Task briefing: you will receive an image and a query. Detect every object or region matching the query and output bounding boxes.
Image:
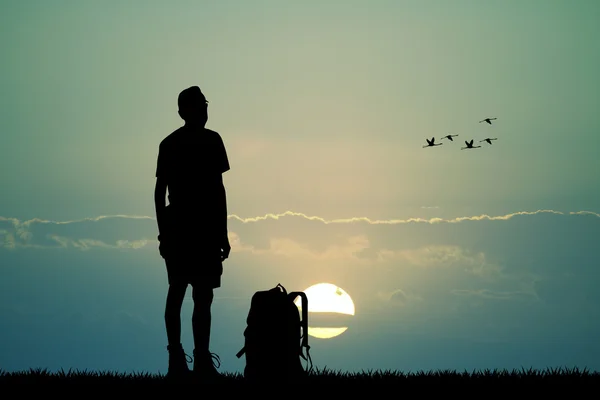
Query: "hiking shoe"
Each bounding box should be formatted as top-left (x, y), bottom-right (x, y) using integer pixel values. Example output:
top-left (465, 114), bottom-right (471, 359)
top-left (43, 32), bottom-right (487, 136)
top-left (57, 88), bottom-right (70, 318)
top-left (193, 350), bottom-right (222, 383)
top-left (166, 343), bottom-right (192, 380)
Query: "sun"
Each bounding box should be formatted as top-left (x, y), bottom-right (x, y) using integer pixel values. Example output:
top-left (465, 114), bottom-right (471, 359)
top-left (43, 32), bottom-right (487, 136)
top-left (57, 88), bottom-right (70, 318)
top-left (306, 327), bottom-right (348, 339)
top-left (300, 282), bottom-right (355, 315)
top-left (294, 283), bottom-right (355, 339)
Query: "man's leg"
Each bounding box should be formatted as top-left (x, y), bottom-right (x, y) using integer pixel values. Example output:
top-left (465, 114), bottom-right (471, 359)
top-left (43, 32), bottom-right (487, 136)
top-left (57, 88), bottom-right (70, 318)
top-left (164, 279), bottom-right (190, 377)
top-left (192, 286), bottom-right (221, 378)
top-left (165, 282), bottom-right (187, 346)
top-left (191, 286), bottom-right (213, 354)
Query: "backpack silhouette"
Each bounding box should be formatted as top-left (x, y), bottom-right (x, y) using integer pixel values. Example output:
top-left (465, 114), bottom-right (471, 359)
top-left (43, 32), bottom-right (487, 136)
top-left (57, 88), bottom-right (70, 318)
top-left (236, 283), bottom-right (312, 382)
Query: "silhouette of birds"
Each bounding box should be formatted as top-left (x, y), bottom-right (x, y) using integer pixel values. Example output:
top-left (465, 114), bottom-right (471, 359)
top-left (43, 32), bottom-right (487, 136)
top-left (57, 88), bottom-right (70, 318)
top-left (480, 138), bottom-right (497, 145)
top-left (422, 137), bottom-right (443, 148)
top-left (479, 117), bottom-right (497, 125)
top-left (440, 134), bottom-right (459, 141)
top-left (420, 116), bottom-right (503, 151)
top-left (461, 139), bottom-right (481, 150)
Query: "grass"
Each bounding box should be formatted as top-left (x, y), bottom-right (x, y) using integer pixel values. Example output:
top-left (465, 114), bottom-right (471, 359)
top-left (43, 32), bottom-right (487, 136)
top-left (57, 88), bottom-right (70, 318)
top-left (1, 366), bottom-right (598, 386)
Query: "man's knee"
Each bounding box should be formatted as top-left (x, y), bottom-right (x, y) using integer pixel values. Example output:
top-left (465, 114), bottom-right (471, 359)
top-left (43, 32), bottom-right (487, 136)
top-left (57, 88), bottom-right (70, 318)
top-left (165, 284), bottom-right (187, 311)
top-left (167, 283), bottom-right (187, 299)
top-left (192, 287), bottom-right (214, 305)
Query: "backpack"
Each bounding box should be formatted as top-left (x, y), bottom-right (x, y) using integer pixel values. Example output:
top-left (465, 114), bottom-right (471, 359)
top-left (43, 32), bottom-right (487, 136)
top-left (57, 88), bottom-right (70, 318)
top-left (236, 283), bottom-right (313, 382)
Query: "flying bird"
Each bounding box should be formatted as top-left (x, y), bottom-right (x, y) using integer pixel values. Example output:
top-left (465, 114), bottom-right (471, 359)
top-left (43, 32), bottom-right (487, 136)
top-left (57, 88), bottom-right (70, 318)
top-left (479, 117), bottom-right (497, 125)
top-left (440, 134), bottom-right (459, 141)
top-left (461, 139), bottom-right (481, 150)
top-left (480, 138), bottom-right (498, 145)
top-left (423, 137), bottom-right (443, 148)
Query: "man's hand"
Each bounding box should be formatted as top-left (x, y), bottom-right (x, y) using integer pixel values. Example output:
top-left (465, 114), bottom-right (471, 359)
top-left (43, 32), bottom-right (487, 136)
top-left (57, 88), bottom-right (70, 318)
top-left (220, 235), bottom-right (231, 261)
top-left (158, 235), bottom-right (173, 260)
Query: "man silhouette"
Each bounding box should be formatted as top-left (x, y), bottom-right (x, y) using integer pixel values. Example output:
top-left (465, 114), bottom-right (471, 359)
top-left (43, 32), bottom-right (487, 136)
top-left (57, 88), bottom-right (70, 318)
top-left (154, 86), bottom-right (231, 380)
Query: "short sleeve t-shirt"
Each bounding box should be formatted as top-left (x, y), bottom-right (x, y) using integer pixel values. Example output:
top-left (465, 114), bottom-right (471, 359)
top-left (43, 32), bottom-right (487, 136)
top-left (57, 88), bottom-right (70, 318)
top-left (155, 126), bottom-right (230, 207)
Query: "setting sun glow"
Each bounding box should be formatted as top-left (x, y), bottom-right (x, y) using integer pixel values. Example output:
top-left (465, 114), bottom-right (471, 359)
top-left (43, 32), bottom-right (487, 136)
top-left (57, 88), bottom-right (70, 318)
top-left (299, 283), bottom-right (356, 315)
top-left (295, 283), bottom-right (355, 339)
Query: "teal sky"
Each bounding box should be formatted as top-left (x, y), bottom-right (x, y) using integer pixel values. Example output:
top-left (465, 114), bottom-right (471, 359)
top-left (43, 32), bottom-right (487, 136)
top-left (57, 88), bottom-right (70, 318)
top-left (1, 1), bottom-right (599, 375)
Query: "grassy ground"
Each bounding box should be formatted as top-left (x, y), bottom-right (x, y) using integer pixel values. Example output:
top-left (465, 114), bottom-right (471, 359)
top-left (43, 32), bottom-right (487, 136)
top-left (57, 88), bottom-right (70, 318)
top-left (1, 366), bottom-right (598, 386)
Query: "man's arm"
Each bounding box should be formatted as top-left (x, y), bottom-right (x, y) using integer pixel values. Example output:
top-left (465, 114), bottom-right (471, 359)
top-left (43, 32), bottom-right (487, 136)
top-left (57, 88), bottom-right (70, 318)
top-left (154, 141), bottom-right (169, 238)
top-left (218, 174), bottom-right (231, 260)
top-left (222, 178), bottom-right (228, 237)
top-left (214, 131), bottom-right (231, 259)
top-left (215, 174), bottom-right (228, 237)
top-left (154, 176), bottom-right (168, 237)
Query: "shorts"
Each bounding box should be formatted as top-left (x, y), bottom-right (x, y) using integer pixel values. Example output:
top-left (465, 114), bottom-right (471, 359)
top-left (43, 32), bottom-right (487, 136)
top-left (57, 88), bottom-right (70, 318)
top-left (159, 204), bottom-right (224, 288)
top-left (165, 255), bottom-right (223, 288)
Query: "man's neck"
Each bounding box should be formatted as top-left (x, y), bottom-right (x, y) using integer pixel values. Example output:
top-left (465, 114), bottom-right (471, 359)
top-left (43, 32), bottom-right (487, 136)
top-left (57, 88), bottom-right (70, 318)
top-left (184, 122), bottom-right (205, 131)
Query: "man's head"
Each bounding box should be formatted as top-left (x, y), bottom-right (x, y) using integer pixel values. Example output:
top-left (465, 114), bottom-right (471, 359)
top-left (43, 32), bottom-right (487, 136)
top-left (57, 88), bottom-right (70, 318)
top-left (177, 86), bottom-right (208, 126)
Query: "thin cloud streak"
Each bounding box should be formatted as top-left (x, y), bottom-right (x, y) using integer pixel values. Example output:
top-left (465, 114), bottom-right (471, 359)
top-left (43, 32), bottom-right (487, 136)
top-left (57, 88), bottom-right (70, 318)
top-left (1, 209), bottom-right (599, 229)
top-left (228, 209), bottom-right (599, 224)
top-left (0, 215), bottom-right (154, 227)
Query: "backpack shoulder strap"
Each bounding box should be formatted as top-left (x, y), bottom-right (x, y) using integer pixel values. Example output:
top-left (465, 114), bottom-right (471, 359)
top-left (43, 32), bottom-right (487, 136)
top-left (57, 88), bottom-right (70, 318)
top-left (288, 291), bottom-right (312, 371)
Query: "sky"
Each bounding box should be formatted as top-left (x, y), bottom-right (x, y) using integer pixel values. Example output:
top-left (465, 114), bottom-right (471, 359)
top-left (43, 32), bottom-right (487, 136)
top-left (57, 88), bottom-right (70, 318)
top-left (1, 0), bottom-right (599, 375)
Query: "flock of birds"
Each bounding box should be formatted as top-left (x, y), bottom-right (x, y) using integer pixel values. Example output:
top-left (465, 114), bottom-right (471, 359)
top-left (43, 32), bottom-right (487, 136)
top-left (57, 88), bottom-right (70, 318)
top-left (423, 117), bottom-right (498, 150)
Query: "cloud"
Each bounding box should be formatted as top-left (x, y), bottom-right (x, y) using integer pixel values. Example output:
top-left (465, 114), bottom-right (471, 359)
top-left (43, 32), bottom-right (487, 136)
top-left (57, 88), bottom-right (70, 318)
top-left (227, 209), bottom-right (599, 225)
top-left (0, 215), bottom-right (154, 225)
top-left (0, 207), bottom-right (597, 314)
top-left (378, 289), bottom-right (423, 306)
top-left (2, 205), bottom-right (599, 358)
top-left (230, 238), bottom-right (503, 281)
top-left (1, 208), bottom-right (597, 251)
top-left (2, 208), bottom-right (598, 231)
top-left (230, 231), bottom-right (496, 277)
top-left (0, 230), bottom-right (16, 249)
top-left (228, 230), bottom-right (536, 312)
top-left (376, 245), bottom-right (487, 267)
top-left (0, 207), bottom-right (596, 318)
top-left (45, 235), bottom-right (153, 250)
top-left (0, 215), bottom-right (158, 250)
top-left (230, 231), bottom-right (370, 262)
top-left (451, 289), bottom-right (537, 301)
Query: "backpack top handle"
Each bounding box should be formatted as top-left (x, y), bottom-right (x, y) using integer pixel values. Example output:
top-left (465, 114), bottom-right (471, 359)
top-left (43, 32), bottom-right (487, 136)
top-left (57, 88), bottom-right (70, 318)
top-left (276, 283), bottom-right (287, 294)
